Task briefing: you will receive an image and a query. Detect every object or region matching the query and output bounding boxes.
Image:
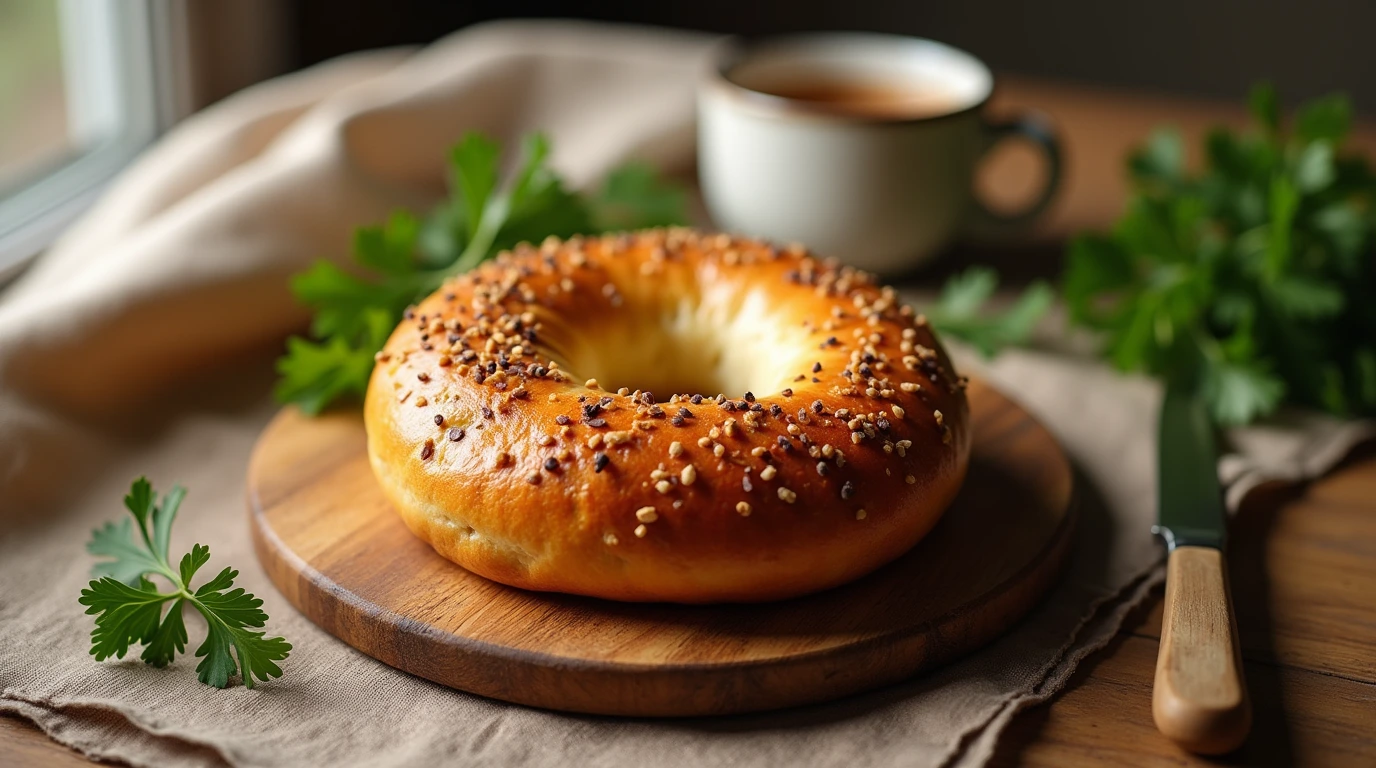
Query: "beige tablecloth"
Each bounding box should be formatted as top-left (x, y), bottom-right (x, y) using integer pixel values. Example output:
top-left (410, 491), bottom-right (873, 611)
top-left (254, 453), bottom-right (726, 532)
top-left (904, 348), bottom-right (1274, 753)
top-left (2, 20), bottom-right (1371, 768)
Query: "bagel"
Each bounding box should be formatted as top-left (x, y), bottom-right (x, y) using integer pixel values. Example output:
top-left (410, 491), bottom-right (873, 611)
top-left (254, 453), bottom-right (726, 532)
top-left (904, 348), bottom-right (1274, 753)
top-left (364, 228), bottom-right (970, 603)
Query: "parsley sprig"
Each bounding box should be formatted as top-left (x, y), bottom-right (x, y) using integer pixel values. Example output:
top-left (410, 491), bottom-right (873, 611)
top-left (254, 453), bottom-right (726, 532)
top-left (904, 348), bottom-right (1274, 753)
top-left (925, 267), bottom-right (1053, 356)
top-left (79, 478), bottom-right (291, 688)
top-left (275, 132), bottom-right (688, 414)
top-left (1065, 84), bottom-right (1376, 425)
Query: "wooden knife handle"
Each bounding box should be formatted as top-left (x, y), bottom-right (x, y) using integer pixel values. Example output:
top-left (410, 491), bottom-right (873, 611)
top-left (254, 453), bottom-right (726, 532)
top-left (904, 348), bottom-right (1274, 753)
top-left (1153, 545), bottom-right (1251, 753)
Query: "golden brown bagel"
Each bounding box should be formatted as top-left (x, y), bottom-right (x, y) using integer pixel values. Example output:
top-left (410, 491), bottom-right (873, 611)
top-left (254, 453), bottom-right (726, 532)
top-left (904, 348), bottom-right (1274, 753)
top-left (364, 229), bottom-right (970, 603)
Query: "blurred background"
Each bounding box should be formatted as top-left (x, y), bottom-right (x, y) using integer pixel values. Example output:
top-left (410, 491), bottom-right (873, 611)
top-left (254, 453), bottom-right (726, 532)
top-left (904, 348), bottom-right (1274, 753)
top-left (294, 0), bottom-right (1376, 106)
top-left (3, 0), bottom-right (1374, 280)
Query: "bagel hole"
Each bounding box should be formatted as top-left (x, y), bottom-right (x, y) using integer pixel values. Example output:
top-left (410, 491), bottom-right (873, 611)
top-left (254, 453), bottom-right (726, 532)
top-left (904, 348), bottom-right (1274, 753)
top-left (550, 286), bottom-right (815, 400)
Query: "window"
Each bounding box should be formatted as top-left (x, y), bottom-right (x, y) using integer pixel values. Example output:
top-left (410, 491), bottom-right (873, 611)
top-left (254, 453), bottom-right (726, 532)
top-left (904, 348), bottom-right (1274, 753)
top-left (0, 0), bottom-right (189, 282)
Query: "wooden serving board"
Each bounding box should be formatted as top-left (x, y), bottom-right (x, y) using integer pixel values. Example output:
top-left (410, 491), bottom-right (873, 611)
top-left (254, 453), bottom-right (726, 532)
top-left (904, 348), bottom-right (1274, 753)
top-left (247, 378), bottom-right (1075, 716)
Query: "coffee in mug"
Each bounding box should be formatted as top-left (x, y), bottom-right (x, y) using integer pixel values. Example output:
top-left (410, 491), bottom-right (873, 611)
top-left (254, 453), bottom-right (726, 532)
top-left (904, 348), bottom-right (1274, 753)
top-left (698, 33), bottom-right (1061, 274)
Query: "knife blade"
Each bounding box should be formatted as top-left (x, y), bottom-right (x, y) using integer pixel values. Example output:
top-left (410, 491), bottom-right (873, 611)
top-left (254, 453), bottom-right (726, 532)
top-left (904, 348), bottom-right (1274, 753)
top-left (1150, 383), bottom-right (1251, 754)
top-left (1153, 383), bottom-right (1226, 550)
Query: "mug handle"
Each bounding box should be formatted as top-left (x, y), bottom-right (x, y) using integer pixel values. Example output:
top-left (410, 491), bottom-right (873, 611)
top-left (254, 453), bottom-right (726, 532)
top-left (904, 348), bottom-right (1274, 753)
top-left (965, 111), bottom-right (1063, 240)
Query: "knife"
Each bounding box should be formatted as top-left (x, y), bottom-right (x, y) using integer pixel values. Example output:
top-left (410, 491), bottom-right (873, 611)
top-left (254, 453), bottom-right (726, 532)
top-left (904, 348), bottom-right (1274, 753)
top-left (1151, 383), bottom-right (1251, 753)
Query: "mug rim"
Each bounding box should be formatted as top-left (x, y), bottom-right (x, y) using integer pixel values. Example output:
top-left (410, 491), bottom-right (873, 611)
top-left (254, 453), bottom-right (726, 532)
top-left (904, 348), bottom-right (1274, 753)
top-left (707, 32), bottom-right (994, 127)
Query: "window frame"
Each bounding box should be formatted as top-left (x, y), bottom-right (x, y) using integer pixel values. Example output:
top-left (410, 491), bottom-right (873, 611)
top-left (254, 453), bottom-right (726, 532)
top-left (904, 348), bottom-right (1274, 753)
top-left (0, 0), bottom-right (191, 283)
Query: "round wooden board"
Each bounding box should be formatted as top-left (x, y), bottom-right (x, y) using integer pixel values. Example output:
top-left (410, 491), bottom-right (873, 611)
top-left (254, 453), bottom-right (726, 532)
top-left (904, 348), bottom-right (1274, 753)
top-left (247, 378), bottom-right (1075, 717)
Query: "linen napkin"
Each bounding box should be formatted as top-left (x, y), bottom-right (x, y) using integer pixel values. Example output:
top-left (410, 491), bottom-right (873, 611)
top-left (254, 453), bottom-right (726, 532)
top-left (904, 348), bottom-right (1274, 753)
top-left (1, 20), bottom-right (1370, 768)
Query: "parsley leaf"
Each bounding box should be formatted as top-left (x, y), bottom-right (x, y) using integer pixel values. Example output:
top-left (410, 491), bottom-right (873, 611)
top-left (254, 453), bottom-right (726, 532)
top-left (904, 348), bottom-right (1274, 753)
top-left (277, 132), bottom-right (688, 414)
top-left (925, 268), bottom-right (1053, 356)
top-left (590, 162), bottom-right (690, 232)
top-left (79, 478), bottom-right (290, 688)
top-left (1065, 83), bottom-right (1376, 424)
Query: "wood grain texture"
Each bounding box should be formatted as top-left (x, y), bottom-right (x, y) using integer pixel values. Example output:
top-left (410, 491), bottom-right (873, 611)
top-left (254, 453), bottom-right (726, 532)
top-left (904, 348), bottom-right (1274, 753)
top-left (1152, 546), bottom-right (1250, 753)
top-left (0, 716), bottom-right (111, 768)
top-left (246, 379), bottom-right (1075, 716)
top-left (994, 634), bottom-right (1376, 768)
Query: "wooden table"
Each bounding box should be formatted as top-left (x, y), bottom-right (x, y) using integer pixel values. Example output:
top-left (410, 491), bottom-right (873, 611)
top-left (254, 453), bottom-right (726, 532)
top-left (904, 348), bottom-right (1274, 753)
top-left (6, 78), bottom-right (1376, 767)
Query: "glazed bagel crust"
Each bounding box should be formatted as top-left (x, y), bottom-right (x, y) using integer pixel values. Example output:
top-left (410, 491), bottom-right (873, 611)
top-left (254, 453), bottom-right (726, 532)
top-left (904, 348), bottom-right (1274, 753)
top-left (365, 229), bottom-right (970, 603)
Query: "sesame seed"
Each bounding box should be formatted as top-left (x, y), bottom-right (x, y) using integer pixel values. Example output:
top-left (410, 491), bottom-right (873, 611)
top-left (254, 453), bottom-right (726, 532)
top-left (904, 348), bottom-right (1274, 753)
top-left (906, 474), bottom-right (916, 484)
top-left (585, 378), bottom-right (600, 389)
top-left (742, 475), bottom-right (753, 492)
top-left (713, 443), bottom-right (726, 457)
top-left (680, 464), bottom-right (697, 485)
top-left (604, 533), bottom-right (619, 546)
top-left (655, 480), bottom-right (672, 494)
top-left (760, 465), bottom-right (778, 481)
top-left (697, 436), bottom-right (712, 448)
top-left (892, 405), bottom-right (906, 419)
top-left (678, 407), bottom-right (693, 418)
top-left (934, 409), bottom-right (944, 426)
top-left (669, 441), bottom-right (683, 458)
top-left (736, 501), bottom-right (752, 516)
top-left (447, 427), bottom-right (465, 442)
top-left (434, 414), bottom-right (445, 426)
top-left (420, 439), bottom-right (435, 460)
top-left (587, 434), bottom-right (603, 449)
top-left (594, 453), bottom-right (610, 472)
top-left (556, 414), bottom-right (571, 425)
top-left (414, 396), bottom-right (428, 407)
top-left (636, 506), bottom-right (659, 523)
top-left (751, 446), bottom-right (767, 457)
top-left (634, 524), bottom-right (648, 538)
top-left (781, 388), bottom-right (793, 397)
top-left (856, 509), bottom-right (867, 520)
top-left (526, 473), bottom-right (542, 485)
top-left (787, 423), bottom-right (801, 436)
top-left (778, 487), bottom-right (797, 504)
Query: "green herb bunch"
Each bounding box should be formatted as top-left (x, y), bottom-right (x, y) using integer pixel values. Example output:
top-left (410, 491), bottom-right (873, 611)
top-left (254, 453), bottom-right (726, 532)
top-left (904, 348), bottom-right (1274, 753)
top-left (1064, 85), bottom-right (1376, 424)
top-left (80, 478), bottom-right (291, 688)
top-left (275, 132), bottom-right (688, 414)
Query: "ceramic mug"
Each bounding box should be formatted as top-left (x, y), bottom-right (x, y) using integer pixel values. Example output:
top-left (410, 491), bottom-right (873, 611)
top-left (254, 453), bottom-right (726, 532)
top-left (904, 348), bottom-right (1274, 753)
top-left (698, 33), bottom-right (1061, 274)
